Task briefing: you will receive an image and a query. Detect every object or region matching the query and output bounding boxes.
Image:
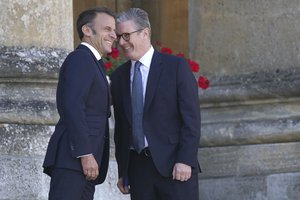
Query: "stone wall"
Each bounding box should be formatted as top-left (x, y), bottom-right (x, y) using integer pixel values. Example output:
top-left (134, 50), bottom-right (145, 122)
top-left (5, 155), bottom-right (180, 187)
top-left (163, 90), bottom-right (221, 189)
top-left (0, 0), bottom-right (73, 49)
top-left (190, 0), bottom-right (300, 199)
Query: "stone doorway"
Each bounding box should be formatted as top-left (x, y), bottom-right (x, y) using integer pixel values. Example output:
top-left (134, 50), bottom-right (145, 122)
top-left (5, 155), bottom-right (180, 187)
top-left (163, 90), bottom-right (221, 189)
top-left (73, 0), bottom-right (188, 55)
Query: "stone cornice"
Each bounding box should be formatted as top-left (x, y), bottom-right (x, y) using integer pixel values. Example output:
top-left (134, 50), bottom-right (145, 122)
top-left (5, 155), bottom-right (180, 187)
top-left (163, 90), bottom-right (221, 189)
top-left (199, 67), bottom-right (300, 104)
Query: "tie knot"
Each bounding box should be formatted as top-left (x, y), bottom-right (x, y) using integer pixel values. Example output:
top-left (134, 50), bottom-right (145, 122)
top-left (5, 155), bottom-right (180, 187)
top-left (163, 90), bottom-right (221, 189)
top-left (135, 61), bottom-right (142, 70)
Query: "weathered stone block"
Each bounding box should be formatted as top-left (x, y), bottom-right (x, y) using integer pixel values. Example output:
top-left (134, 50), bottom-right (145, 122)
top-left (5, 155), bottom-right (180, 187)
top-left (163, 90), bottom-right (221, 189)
top-left (199, 172), bottom-right (300, 200)
top-left (0, 46), bottom-right (68, 79)
top-left (199, 175), bottom-right (267, 200)
top-left (201, 115), bottom-right (300, 147)
top-left (0, 124), bottom-right (54, 156)
top-left (0, 156), bottom-right (47, 200)
top-left (0, 156), bottom-right (129, 200)
top-left (199, 142), bottom-right (300, 178)
top-left (0, 1), bottom-right (73, 49)
top-left (198, 67), bottom-right (300, 103)
top-left (190, 0), bottom-right (300, 76)
top-left (267, 173), bottom-right (300, 200)
top-left (0, 123), bottom-right (116, 159)
top-left (0, 82), bottom-right (58, 124)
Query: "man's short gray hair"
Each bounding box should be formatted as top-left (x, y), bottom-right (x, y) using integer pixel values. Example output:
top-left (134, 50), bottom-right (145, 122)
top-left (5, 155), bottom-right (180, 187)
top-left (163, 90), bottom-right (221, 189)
top-left (117, 8), bottom-right (151, 30)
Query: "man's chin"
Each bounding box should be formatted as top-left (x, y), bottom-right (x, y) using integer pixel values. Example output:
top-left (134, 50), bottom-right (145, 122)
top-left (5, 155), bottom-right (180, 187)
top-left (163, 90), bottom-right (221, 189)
top-left (105, 48), bottom-right (113, 55)
top-left (123, 52), bottom-right (133, 59)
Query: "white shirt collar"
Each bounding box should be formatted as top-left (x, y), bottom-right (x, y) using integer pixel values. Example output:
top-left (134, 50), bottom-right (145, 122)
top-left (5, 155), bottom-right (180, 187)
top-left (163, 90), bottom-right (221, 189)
top-left (132, 46), bottom-right (154, 68)
top-left (81, 42), bottom-right (101, 60)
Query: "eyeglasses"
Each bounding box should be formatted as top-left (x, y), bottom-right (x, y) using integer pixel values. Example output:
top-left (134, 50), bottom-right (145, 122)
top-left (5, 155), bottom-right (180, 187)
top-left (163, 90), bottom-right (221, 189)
top-left (116, 29), bottom-right (144, 42)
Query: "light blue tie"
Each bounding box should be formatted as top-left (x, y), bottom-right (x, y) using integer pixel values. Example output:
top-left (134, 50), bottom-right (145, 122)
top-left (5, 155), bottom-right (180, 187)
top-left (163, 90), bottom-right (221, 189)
top-left (132, 61), bottom-right (145, 153)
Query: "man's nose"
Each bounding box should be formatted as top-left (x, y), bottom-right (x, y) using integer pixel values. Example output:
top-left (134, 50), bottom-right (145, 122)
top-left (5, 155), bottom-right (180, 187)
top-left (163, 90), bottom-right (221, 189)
top-left (118, 37), bottom-right (126, 46)
top-left (110, 31), bottom-right (117, 40)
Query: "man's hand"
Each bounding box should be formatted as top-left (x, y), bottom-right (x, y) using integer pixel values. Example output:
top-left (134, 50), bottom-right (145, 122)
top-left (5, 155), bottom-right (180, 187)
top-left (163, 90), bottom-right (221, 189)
top-left (117, 177), bottom-right (130, 194)
top-left (172, 163), bottom-right (192, 182)
top-left (80, 155), bottom-right (99, 181)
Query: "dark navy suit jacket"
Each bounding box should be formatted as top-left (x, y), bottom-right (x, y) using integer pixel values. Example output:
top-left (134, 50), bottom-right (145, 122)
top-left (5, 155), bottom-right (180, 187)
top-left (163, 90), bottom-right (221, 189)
top-left (43, 45), bottom-right (110, 184)
top-left (111, 50), bottom-right (201, 179)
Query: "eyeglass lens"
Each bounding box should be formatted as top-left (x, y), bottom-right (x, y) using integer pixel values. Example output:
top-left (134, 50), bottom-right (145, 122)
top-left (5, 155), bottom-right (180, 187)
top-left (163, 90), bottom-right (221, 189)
top-left (117, 29), bottom-right (143, 42)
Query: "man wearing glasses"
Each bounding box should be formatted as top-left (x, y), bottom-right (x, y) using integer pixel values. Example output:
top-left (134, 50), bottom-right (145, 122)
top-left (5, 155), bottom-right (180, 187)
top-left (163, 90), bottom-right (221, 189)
top-left (110, 8), bottom-right (201, 200)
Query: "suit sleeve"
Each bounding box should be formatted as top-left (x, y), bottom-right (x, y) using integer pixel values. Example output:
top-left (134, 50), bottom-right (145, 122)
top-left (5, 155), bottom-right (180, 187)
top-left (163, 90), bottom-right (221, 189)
top-left (176, 58), bottom-right (201, 168)
top-left (59, 51), bottom-right (95, 157)
top-left (110, 72), bottom-right (122, 177)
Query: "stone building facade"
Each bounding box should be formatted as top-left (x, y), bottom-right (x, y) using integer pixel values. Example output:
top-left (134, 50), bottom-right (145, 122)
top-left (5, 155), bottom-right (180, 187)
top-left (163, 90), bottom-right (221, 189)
top-left (1, 0), bottom-right (300, 199)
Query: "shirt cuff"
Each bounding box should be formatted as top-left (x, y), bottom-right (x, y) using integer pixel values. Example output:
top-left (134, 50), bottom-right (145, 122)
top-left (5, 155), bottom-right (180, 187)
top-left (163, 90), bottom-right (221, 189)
top-left (77, 153), bottom-right (93, 158)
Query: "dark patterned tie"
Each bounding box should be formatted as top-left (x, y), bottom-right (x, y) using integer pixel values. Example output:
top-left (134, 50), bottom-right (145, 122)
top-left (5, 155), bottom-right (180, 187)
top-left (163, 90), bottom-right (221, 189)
top-left (131, 61), bottom-right (145, 153)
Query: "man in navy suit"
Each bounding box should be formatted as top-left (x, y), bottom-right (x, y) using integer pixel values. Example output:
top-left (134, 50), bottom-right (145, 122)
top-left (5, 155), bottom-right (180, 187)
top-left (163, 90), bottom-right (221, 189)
top-left (111, 8), bottom-right (201, 200)
top-left (43, 7), bottom-right (116, 200)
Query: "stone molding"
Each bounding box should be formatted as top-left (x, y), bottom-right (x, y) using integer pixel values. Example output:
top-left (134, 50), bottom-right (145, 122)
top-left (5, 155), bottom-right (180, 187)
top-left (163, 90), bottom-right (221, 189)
top-left (0, 46), bottom-right (69, 79)
top-left (200, 67), bottom-right (300, 103)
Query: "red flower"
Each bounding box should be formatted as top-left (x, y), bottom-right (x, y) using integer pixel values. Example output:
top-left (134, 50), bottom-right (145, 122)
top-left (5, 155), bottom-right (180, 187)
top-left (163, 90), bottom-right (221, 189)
top-left (176, 53), bottom-right (185, 57)
top-left (161, 47), bottom-right (172, 54)
top-left (155, 41), bottom-right (162, 47)
top-left (104, 61), bottom-right (113, 70)
top-left (187, 59), bottom-right (200, 73)
top-left (104, 40), bottom-right (210, 89)
top-left (198, 76), bottom-right (210, 89)
top-left (108, 47), bottom-right (120, 59)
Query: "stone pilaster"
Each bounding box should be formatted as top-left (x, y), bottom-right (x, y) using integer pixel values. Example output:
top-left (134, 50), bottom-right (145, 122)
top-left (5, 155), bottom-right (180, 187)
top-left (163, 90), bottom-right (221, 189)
top-left (190, 0), bottom-right (300, 199)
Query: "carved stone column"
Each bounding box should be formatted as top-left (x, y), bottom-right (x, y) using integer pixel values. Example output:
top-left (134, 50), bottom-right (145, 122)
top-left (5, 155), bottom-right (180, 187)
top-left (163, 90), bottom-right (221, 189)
top-left (0, 0), bottom-right (71, 199)
top-left (190, 0), bottom-right (300, 199)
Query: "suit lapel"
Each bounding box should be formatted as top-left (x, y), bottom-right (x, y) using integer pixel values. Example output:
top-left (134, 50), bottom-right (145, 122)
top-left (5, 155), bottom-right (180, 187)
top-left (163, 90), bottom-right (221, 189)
top-left (144, 51), bottom-right (163, 113)
top-left (121, 62), bottom-right (132, 124)
top-left (77, 45), bottom-right (108, 87)
top-left (97, 60), bottom-right (110, 89)
top-left (122, 61), bottom-right (132, 123)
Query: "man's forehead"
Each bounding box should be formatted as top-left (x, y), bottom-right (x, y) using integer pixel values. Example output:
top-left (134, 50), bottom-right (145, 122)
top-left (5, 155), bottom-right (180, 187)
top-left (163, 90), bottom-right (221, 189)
top-left (117, 20), bottom-right (137, 30)
top-left (93, 13), bottom-right (115, 25)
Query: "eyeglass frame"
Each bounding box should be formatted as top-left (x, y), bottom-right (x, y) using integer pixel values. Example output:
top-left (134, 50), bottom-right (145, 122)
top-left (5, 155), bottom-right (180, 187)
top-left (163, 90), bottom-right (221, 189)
top-left (116, 28), bottom-right (144, 42)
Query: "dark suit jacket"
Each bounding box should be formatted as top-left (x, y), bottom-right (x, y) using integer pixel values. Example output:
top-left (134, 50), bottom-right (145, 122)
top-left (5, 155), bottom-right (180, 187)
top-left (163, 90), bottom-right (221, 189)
top-left (111, 50), bottom-right (201, 178)
top-left (43, 45), bottom-right (110, 184)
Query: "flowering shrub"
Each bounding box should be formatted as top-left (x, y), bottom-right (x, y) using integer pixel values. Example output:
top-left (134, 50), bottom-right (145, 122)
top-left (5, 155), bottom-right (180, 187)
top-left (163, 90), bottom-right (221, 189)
top-left (104, 43), bottom-right (210, 89)
top-left (157, 42), bottom-right (210, 89)
top-left (103, 47), bottom-right (127, 75)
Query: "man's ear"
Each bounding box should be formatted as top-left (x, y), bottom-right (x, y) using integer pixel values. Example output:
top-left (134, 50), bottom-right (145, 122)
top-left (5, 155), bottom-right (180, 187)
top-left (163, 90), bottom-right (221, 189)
top-left (82, 25), bottom-right (92, 37)
top-left (143, 27), bottom-right (151, 38)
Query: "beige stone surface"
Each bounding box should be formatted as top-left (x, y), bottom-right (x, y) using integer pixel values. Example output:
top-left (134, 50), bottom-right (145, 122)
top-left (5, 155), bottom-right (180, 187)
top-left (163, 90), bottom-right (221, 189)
top-left (0, 82), bottom-right (58, 124)
top-left (199, 172), bottom-right (300, 200)
top-left (199, 142), bottom-right (300, 179)
top-left (0, 157), bottom-right (129, 200)
top-left (190, 0), bottom-right (300, 76)
top-left (200, 98), bottom-right (300, 147)
top-left (0, 0), bottom-right (73, 50)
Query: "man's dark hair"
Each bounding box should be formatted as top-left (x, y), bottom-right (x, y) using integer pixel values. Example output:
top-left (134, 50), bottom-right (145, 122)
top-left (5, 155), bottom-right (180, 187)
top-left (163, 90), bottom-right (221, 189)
top-left (76, 7), bottom-right (115, 40)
